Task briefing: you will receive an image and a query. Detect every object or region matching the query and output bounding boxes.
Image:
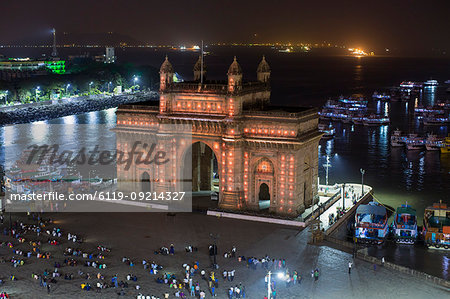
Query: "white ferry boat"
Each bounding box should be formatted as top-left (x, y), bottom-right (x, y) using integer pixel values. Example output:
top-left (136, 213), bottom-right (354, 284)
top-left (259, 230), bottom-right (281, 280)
top-left (318, 124), bottom-right (335, 138)
top-left (405, 138), bottom-right (425, 150)
top-left (425, 134), bottom-right (443, 151)
top-left (422, 116), bottom-right (450, 126)
top-left (400, 81), bottom-right (423, 90)
top-left (424, 79), bottom-right (438, 87)
top-left (390, 129), bottom-right (404, 147)
top-left (351, 116), bottom-right (364, 125)
top-left (372, 92), bottom-right (390, 100)
top-left (414, 106), bottom-right (445, 116)
top-left (363, 115), bottom-right (390, 126)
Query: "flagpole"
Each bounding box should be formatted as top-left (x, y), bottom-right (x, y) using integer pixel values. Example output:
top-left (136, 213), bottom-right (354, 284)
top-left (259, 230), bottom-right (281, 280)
top-left (200, 40), bottom-right (204, 84)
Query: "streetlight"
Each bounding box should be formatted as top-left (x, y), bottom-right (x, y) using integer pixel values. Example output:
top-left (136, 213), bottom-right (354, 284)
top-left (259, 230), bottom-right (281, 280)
top-left (89, 82), bottom-right (94, 94)
top-left (323, 155), bottom-right (331, 186)
top-left (267, 271), bottom-right (272, 299)
top-left (35, 86), bottom-right (40, 102)
top-left (209, 233), bottom-right (219, 269)
top-left (360, 168), bottom-right (365, 198)
top-left (108, 81), bottom-right (112, 93)
top-left (66, 84), bottom-right (70, 96)
top-left (133, 76), bottom-right (139, 91)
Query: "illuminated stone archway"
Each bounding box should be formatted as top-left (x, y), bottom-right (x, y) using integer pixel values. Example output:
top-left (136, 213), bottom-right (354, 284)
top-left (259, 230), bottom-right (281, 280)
top-left (182, 141), bottom-right (220, 193)
top-left (115, 56), bottom-right (322, 216)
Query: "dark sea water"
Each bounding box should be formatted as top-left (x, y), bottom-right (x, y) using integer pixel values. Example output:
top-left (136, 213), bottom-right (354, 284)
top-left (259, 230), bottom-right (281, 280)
top-left (1, 46), bottom-right (450, 217)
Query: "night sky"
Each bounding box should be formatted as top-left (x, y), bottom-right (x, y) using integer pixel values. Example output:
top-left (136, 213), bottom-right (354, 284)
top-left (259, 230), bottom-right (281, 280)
top-left (2, 0), bottom-right (450, 54)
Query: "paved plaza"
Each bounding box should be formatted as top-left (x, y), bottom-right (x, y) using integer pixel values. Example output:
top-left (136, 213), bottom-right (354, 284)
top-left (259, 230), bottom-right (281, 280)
top-left (0, 211), bottom-right (448, 298)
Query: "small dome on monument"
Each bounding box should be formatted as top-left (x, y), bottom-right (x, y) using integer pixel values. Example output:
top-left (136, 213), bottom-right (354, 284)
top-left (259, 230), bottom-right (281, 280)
top-left (257, 55), bottom-right (270, 73)
top-left (160, 55), bottom-right (174, 73)
top-left (227, 56), bottom-right (243, 75)
top-left (193, 56), bottom-right (206, 71)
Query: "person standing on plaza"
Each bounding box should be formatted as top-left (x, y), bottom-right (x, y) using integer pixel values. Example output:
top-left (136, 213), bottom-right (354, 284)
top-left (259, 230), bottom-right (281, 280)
top-left (235, 285), bottom-right (241, 298)
top-left (201, 269), bottom-right (206, 280)
top-left (381, 257), bottom-right (385, 267)
top-left (314, 269), bottom-right (319, 281)
top-left (348, 262), bottom-right (352, 274)
top-left (231, 246), bottom-right (237, 258)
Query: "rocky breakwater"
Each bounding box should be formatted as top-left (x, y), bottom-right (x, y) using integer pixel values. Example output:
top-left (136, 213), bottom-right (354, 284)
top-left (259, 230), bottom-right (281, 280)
top-left (0, 92), bottom-right (158, 126)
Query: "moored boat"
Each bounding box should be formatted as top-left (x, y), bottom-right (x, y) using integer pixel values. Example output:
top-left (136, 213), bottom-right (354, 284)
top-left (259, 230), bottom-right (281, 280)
top-left (406, 139), bottom-right (425, 150)
top-left (318, 124), bottom-right (335, 138)
top-left (390, 129), bottom-right (404, 147)
top-left (363, 115), bottom-right (390, 126)
top-left (405, 134), bottom-right (425, 150)
top-left (422, 116), bottom-right (450, 126)
top-left (392, 204), bottom-right (418, 244)
top-left (355, 202), bottom-right (389, 244)
top-left (424, 79), bottom-right (438, 87)
top-left (423, 201), bottom-right (450, 249)
top-left (425, 134), bottom-right (443, 151)
top-left (372, 91), bottom-right (390, 100)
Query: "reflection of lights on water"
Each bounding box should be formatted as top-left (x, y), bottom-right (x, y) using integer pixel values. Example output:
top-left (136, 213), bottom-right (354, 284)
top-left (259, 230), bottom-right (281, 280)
top-left (63, 115), bottom-right (77, 124)
top-left (31, 122), bottom-right (48, 143)
top-left (3, 125), bottom-right (17, 146)
top-left (87, 111), bottom-right (98, 123)
top-left (326, 139), bottom-right (334, 156)
top-left (384, 102), bottom-right (389, 117)
top-left (419, 156), bottom-right (425, 178)
top-left (351, 125), bottom-right (354, 132)
top-left (443, 256), bottom-right (449, 277)
top-left (105, 108), bottom-right (116, 124)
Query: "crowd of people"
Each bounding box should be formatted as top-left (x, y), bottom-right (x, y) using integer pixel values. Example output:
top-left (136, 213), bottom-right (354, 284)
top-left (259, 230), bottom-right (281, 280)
top-left (0, 212), bottom-right (340, 298)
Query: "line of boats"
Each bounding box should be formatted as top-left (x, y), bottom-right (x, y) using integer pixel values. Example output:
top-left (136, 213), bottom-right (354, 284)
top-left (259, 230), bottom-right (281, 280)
top-left (414, 102), bottom-right (450, 125)
top-left (319, 97), bottom-right (390, 126)
top-left (355, 201), bottom-right (450, 249)
top-left (390, 130), bottom-right (450, 153)
top-left (373, 79), bottom-right (450, 102)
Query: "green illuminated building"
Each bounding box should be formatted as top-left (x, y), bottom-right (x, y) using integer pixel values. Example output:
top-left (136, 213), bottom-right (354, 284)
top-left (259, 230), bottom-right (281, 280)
top-left (44, 60), bottom-right (66, 74)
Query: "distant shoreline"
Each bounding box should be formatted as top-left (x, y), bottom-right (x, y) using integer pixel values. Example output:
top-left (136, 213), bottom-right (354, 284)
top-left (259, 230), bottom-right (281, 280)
top-left (0, 92), bottom-right (158, 126)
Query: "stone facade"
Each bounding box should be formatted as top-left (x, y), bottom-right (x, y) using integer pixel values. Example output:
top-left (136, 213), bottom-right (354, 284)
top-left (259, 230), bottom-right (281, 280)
top-left (115, 56), bottom-right (321, 216)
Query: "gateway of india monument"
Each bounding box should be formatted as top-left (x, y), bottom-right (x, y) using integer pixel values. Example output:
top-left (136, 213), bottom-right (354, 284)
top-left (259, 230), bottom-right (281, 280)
top-left (115, 55), bottom-right (321, 216)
